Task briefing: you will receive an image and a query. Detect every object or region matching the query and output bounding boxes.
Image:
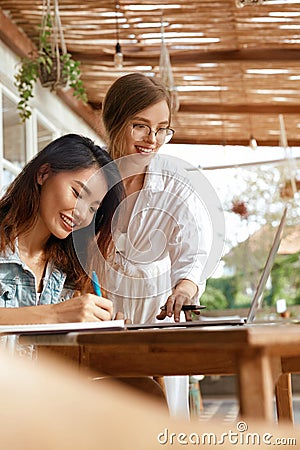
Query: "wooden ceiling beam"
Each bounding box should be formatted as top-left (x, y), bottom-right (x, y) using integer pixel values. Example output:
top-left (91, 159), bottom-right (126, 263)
top-left (172, 137), bottom-right (300, 147)
top-left (88, 102), bottom-right (300, 116)
top-left (72, 48), bottom-right (300, 65)
top-left (179, 104), bottom-right (300, 114)
top-left (0, 9), bottom-right (34, 57)
top-left (2, 2), bottom-right (300, 148)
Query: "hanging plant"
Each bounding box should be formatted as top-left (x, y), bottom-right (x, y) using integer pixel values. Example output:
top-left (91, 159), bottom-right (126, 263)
top-left (14, 0), bottom-right (87, 122)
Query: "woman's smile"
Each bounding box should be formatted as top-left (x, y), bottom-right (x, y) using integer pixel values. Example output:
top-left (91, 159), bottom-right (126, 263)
top-left (59, 213), bottom-right (77, 232)
top-left (135, 145), bottom-right (155, 155)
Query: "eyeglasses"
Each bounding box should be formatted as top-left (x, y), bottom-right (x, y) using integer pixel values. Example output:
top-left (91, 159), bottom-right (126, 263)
top-left (131, 123), bottom-right (175, 144)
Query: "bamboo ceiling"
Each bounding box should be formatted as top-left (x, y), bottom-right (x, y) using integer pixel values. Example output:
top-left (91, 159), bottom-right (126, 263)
top-left (1, 0), bottom-right (300, 147)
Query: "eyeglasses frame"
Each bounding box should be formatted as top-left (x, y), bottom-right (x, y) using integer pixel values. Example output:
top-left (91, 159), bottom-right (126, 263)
top-left (131, 123), bottom-right (175, 144)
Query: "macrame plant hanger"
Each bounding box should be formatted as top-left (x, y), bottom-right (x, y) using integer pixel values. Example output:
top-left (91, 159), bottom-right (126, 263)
top-left (39, 0), bottom-right (67, 89)
top-left (278, 114), bottom-right (298, 201)
top-left (159, 13), bottom-right (179, 114)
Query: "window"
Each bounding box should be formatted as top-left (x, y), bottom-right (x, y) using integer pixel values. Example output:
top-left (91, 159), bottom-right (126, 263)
top-left (37, 119), bottom-right (55, 153)
top-left (0, 85), bottom-right (56, 192)
top-left (1, 89), bottom-right (25, 192)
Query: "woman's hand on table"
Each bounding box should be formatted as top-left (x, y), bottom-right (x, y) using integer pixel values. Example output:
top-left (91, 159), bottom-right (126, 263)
top-left (156, 279), bottom-right (199, 322)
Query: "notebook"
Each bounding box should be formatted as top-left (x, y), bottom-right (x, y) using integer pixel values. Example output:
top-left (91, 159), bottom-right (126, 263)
top-left (127, 205), bottom-right (288, 330)
top-left (0, 320), bottom-right (125, 335)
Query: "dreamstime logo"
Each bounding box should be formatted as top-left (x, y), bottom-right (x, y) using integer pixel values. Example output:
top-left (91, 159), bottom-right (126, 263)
top-left (157, 421), bottom-right (297, 446)
top-left (73, 153), bottom-right (226, 299)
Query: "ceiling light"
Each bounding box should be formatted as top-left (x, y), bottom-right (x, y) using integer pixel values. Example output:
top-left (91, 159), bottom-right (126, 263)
top-left (114, 1), bottom-right (123, 69)
top-left (249, 135), bottom-right (258, 151)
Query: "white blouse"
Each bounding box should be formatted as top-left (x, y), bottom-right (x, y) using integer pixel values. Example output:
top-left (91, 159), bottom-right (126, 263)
top-left (103, 154), bottom-right (213, 324)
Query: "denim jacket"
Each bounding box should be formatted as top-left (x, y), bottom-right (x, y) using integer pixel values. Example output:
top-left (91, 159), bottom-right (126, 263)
top-left (0, 246), bottom-right (75, 308)
top-left (0, 245), bottom-right (75, 357)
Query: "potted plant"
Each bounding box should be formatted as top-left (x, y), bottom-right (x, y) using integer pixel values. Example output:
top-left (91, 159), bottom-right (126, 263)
top-left (14, 8), bottom-right (87, 121)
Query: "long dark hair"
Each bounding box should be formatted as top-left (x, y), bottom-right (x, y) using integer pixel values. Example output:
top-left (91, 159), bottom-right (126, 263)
top-left (0, 133), bottom-right (124, 289)
top-left (102, 73), bottom-right (172, 159)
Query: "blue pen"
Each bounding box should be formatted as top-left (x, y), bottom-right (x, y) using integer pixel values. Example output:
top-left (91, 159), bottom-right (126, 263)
top-left (92, 271), bottom-right (102, 297)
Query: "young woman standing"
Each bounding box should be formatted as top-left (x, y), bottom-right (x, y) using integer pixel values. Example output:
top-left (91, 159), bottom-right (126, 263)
top-left (100, 73), bottom-right (210, 419)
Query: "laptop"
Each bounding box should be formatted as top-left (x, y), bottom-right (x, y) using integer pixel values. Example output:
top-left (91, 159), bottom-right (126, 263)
top-left (127, 205), bottom-right (288, 330)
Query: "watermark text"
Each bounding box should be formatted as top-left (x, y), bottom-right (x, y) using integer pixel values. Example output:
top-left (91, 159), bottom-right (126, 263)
top-left (157, 421), bottom-right (297, 446)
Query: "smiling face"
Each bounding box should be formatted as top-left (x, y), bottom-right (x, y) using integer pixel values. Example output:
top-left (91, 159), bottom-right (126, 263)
top-left (123, 100), bottom-right (170, 159)
top-left (37, 165), bottom-right (107, 239)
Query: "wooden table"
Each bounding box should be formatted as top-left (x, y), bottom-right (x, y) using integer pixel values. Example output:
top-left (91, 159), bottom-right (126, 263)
top-left (19, 323), bottom-right (300, 423)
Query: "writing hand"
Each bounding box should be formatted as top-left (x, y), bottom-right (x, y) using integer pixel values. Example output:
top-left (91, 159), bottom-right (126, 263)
top-left (54, 293), bottom-right (113, 322)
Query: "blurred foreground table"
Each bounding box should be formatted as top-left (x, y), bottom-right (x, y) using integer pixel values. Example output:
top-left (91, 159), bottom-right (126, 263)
top-left (20, 323), bottom-right (300, 423)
